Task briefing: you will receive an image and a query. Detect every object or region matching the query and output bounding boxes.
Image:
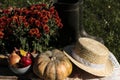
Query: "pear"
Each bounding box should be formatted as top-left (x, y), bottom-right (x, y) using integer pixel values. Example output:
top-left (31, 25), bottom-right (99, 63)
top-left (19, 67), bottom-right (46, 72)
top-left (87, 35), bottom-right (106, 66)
top-left (9, 51), bottom-right (21, 66)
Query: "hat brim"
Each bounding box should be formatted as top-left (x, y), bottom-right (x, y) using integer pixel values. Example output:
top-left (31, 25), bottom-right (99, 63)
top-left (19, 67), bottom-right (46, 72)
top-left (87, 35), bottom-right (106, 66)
top-left (63, 45), bottom-right (114, 77)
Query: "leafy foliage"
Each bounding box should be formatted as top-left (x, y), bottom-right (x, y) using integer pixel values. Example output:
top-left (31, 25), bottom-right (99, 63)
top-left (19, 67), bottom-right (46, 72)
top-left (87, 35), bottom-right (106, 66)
top-left (83, 0), bottom-right (120, 62)
top-left (0, 0), bottom-right (51, 8)
top-left (0, 1), bottom-right (63, 53)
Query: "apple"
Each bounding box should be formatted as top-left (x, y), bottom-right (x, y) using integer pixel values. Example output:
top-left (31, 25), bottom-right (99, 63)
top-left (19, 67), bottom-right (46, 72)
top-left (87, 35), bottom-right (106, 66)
top-left (20, 56), bottom-right (32, 67)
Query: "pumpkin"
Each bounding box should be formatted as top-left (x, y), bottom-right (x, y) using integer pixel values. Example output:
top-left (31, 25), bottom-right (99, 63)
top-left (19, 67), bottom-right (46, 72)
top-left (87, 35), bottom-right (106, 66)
top-left (33, 49), bottom-right (72, 80)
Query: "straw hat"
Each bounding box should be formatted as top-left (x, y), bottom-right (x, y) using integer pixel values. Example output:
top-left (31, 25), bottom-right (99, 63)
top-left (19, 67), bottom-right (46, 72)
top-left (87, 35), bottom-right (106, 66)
top-left (63, 37), bottom-right (113, 77)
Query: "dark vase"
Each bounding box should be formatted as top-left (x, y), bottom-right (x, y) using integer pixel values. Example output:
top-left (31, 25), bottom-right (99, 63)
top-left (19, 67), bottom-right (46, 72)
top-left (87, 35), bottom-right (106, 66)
top-left (54, 0), bottom-right (104, 48)
top-left (54, 0), bottom-right (80, 47)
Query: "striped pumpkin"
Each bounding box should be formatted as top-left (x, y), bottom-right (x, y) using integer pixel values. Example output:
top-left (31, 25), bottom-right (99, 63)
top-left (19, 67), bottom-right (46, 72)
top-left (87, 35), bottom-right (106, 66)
top-left (33, 49), bottom-right (72, 80)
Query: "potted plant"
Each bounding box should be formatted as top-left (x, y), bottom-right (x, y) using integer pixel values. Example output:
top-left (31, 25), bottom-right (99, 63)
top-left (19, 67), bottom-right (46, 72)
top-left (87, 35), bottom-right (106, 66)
top-left (0, 0), bottom-right (63, 74)
top-left (0, 0), bottom-right (63, 54)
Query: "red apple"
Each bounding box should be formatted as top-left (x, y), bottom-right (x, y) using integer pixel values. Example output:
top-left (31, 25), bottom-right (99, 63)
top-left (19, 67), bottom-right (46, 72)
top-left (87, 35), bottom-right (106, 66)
top-left (20, 56), bottom-right (32, 67)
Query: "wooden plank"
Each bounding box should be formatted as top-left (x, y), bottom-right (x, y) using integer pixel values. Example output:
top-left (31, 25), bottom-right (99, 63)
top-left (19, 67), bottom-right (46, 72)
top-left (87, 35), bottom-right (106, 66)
top-left (0, 76), bottom-right (18, 80)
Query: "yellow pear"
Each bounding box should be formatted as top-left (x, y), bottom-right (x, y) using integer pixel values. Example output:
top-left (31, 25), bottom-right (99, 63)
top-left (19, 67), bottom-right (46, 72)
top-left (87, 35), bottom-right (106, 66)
top-left (20, 49), bottom-right (27, 56)
top-left (9, 51), bottom-right (21, 66)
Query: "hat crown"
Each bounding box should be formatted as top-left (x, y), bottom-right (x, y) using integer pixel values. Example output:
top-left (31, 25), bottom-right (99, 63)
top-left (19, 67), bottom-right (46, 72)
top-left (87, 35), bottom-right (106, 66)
top-left (73, 38), bottom-right (109, 64)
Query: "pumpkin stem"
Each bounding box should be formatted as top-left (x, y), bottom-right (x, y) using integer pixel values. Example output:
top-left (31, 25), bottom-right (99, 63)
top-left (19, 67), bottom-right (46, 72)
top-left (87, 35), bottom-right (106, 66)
top-left (51, 56), bottom-right (56, 61)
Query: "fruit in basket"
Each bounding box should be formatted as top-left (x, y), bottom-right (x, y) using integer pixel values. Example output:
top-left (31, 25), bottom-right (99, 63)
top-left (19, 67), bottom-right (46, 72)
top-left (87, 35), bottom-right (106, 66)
top-left (20, 49), bottom-right (27, 56)
top-left (9, 51), bottom-right (21, 66)
top-left (8, 49), bottom-right (33, 74)
top-left (33, 49), bottom-right (72, 80)
top-left (8, 49), bottom-right (32, 68)
top-left (20, 54), bottom-right (32, 67)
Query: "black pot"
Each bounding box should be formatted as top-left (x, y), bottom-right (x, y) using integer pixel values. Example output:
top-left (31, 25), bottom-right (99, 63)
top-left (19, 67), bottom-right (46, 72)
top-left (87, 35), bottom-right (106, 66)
top-left (54, 0), bottom-right (80, 47)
